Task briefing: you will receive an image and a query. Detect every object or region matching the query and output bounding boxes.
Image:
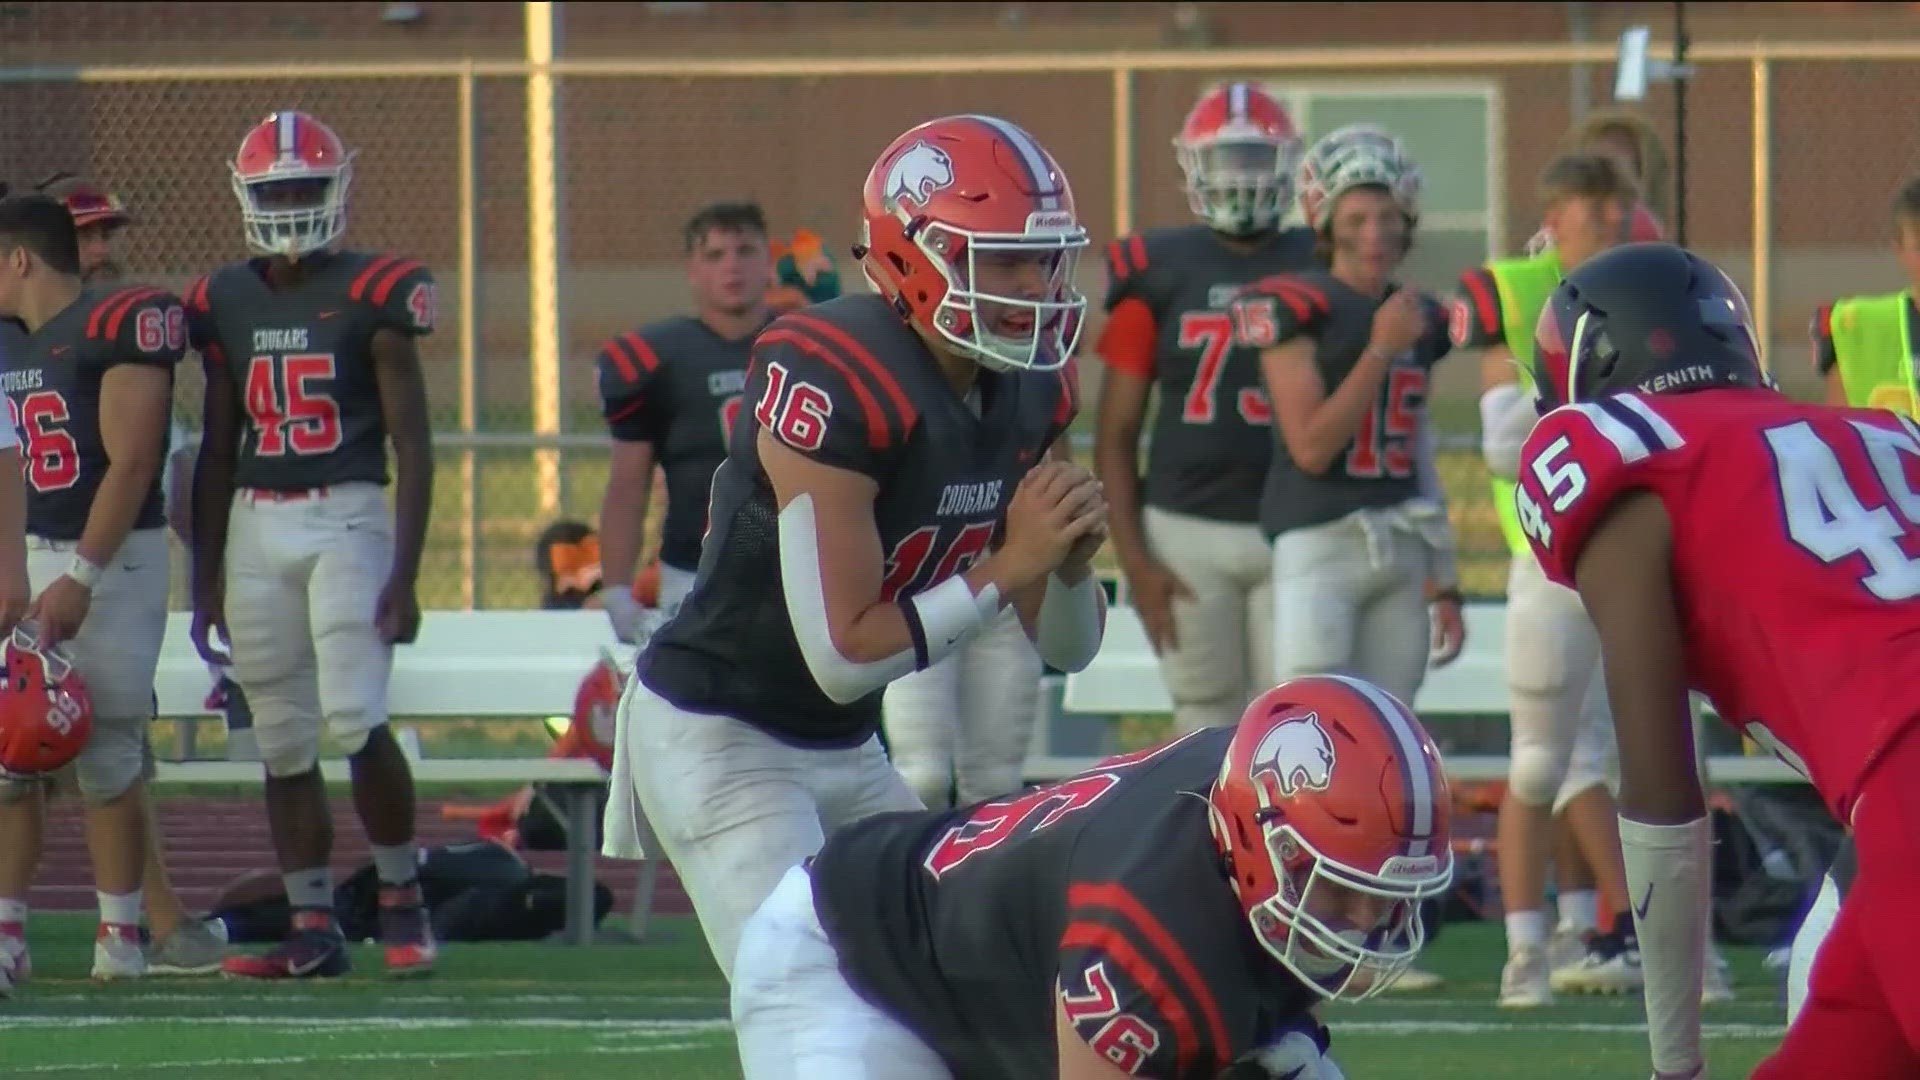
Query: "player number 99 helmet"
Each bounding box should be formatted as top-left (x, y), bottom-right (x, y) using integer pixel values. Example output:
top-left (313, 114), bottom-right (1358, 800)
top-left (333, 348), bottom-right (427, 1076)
top-left (855, 114), bottom-right (1089, 373)
top-left (1530, 241), bottom-right (1768, 412)
top-left (1207, 674), bottom-right (1454, 1001)
top-left (229, 111), bottom-right (356, 259)
top-left (0, 624), bottom-right (93, 780)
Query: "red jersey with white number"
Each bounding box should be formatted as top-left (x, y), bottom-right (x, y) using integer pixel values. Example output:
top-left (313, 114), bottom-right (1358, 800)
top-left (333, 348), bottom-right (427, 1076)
top-left (1235, 270), bottom-right (1453, 540)
top-left (185, 251), bottom-right (436, 492)
top-left (638, 294), bottom-right (1074, 746)
top-left (811, 727), bottom-right (1318, 1080)
top-left (1095, 224), bottom-right (1316, 523)
top-left (1516, 388), bottom-right (1920, 821)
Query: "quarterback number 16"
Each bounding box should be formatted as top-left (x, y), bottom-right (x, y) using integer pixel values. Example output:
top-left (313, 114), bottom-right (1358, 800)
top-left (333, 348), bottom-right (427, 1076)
top-left (753, 360), bottom-right (834, 452)
top-left (1514, 434), bottom-right (1588, 549)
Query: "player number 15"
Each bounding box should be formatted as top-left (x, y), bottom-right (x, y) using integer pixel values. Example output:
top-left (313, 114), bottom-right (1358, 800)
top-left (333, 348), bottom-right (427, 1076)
top-left (1515, 434), bottom-right (1587, 548)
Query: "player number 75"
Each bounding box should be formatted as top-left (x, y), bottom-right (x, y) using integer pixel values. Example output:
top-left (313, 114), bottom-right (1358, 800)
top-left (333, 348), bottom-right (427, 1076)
top-left (1515, 434), bottom-right (1588, 548)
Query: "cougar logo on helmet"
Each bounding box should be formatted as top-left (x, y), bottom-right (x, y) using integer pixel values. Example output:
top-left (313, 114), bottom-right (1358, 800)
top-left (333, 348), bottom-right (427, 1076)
top-left (1252, 715), bottom-right (1337, 800)
top-left (884, 141), bottom-right (955, 210)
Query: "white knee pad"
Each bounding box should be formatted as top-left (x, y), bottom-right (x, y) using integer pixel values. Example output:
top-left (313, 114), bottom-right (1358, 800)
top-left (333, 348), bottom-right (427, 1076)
top-left (1506, 742), bottom-right (1569, 808)
top-left (257, 717), bottom-right (321, 777)
top-left (70, 714), bottom-right (147, 804)
top-left (330, 713), bottom-right (383, 758)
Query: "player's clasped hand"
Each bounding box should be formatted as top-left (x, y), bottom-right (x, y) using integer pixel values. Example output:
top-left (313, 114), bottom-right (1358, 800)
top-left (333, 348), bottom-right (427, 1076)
top-left (190, 579), bottom-right (232, 666)
top-left (30, 574), bottom-right (91, 648)
top-left (1428, 590), bottom-right (1466, 667)
top-left (1367, 287), bottom-right (1428, 359)
top-left (376, 578), bottom-right (422, 645)
top-left (998, 460), bottom-right (1107, 590)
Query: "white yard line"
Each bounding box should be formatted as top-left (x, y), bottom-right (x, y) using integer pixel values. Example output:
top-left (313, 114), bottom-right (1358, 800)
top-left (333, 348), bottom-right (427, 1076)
top-left (6, 1044), bottom-right (707, 1074)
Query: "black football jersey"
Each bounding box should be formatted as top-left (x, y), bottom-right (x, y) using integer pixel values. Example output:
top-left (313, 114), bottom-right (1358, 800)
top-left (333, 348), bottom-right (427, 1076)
top-left (0, 286), bottom-right (185, 540)
top-left (1102, 225), bottom-right (1317, 523)
top-left (185, 251), bottom-right (435, 492)
top-left (1237, 271), bottom-right (1451, 539)
top-left (595, 314), bottom-right (763, 573)
top-left (638, 294), bottom-right (1075, 746)
top-left (813, 727), bottom-right (1319, 1080)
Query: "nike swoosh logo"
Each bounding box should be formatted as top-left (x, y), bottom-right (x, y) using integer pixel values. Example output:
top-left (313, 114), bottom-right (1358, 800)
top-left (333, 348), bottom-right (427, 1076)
top-left (1633, 881), bottom-right (1655, 921)
top-left (286, 952), bottom-right (331, 976)
top-left (316, 310), bottom-right (339, 320)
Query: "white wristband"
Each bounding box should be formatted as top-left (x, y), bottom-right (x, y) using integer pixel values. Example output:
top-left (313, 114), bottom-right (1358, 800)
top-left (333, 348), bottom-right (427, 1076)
top-left (901, 574), bottom-right (999, 672)
top-left (66, 555), bottom-right (103, 591)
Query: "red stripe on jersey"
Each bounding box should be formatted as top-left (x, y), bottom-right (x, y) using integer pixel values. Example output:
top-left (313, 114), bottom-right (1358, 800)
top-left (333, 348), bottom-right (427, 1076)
top-left (204, 341), bottom-right (228, 369)
top-left (623, 332), bottom-right (662, 375)
top-left (1460, 270), bottom-right (1502, 338)
top-left (1068, 882), bottom-right (1231, 1073)
top-left (784, 311), bottom-right (918, 438)
top-left (348, 256), bottom-right (402, 303)
top-left (87, 287), bottom-right (160, 341)
top-left (1813, 302), bottom-right (1834, 342)
top-left (1105, 240), bottom-right (1130, 283)
top-left (600, 334), bottom-right (640, 382)
top-left (184, 275), bottom-right (211, 313)
top-left (369, 259), bottom-right (424, 306)
top-left (1127, 235), bottom-right (1148, 274)
top-left (1060, 918), bottom-right (1199, 1076)
top-left (756, 327), bottom-right (893, 450)
top-left (1255, 278), bottom-right (1314, 325)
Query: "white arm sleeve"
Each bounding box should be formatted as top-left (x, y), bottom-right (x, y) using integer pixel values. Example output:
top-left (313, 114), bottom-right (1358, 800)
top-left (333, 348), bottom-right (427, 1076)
top-left (777, 493), bottom-right (996, 704)
top-left (1619, 815), bottom-right (1712, 1077)
top-left (1033, 573), bottom-right (1106, 673)
top-left (1478, 382), bottom-right (1536, 480)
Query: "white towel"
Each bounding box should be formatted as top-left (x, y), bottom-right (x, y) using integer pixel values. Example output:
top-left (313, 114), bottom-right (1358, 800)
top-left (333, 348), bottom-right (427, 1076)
top-left (599, 657), bottom-right (655, 861)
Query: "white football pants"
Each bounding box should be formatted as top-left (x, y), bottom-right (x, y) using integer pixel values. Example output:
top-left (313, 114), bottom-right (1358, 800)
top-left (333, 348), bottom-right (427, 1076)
top-left (1271, 508), bottom-right (1431, 705)
top-left (618, 679), bottom-right (922, 982)
top-left (0, 529), bottom-right (169, 803)
top-left (733, 864), bottom-right (953, 1080)
top-left (1789, 858), bottom-right (1847, 1022)
top-left (224, 482), bottom-right (395, 776)
top-left (882, 605), bottom-right (1041, 808)
top-left (1141, 507), bottom-right (1274, 734)
top-left (1504, 555), bottom-right (1619, 812)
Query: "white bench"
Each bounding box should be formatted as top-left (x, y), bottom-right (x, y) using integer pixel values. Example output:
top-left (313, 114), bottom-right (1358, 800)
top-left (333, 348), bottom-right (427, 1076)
top-left (148, 610), bottom-right (637, 947)
top-left (1057, 602), bottom-right (1804, 785)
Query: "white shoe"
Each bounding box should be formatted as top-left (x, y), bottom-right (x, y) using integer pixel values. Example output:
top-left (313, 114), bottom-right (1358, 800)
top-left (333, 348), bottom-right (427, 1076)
top-left (1702, 947), bottom-right (1735, 1005)
top-left (0, 933), bottom-right (29, 998)
top-left (1378, 965), bottom-right (1445, 993)
top-left (1500, 944), bottom-right (1553, 1008)
top-left (1548, 925), bottom-right (1589, 974)
top-left (1553, 932), bottom-right (1644, 995)
top-left (91, 924), bottom-right (146, 982)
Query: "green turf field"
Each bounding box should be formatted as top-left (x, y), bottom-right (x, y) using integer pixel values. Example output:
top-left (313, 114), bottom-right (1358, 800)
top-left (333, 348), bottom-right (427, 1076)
top-left (0, 912), bottom-right (1784, 1078)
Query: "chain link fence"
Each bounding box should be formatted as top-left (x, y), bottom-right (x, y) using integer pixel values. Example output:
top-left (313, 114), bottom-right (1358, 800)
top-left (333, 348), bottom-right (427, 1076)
top-left (4, 31), bottom-right (1917, 605)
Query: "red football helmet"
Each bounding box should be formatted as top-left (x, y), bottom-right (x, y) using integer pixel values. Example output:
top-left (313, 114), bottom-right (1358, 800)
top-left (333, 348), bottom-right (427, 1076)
top-left (1174, 82), bottom-right (1303, 237)
top-left (1207, 674), bottom-right (1453, 1001)
top-left (229, 111), bottom-right (356, 258)
top-left (1295, 124), bottom-right (1423, 236)
top-left (0, 625), bottom-right (93, 780)
top-left (855, 114), bottom-right (1088, 372)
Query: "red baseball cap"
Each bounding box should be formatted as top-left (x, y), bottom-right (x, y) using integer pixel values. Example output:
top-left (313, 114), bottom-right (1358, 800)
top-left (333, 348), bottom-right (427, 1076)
top-left (35, 173), bottom-right (131, 230)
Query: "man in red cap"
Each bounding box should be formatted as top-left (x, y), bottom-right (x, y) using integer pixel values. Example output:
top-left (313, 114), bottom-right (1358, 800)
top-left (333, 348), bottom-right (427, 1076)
top-left (36, 172), bottom-right (232, 977)
top-left (33, 173), bottom-right (130, 285)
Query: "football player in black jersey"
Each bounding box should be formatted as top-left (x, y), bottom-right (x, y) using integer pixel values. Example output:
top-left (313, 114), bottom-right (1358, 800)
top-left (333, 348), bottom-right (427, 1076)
top-left (38, 172), bottom-right (235, 976)
top-left (1094, 81), bottom-right (1316, 737)
top-left (595, 201), bottom-right (776, 641)
top-left (0, 194), bottom-right (179, 989)
top-left (731, 673), bottom-right (1454, 1080)
top-left (187, 111), bottom-right (439, 981)
top-left (1238, 125), bottom-right (1465, 710)
top-left (601, 114), bottom-right (1110, 982)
